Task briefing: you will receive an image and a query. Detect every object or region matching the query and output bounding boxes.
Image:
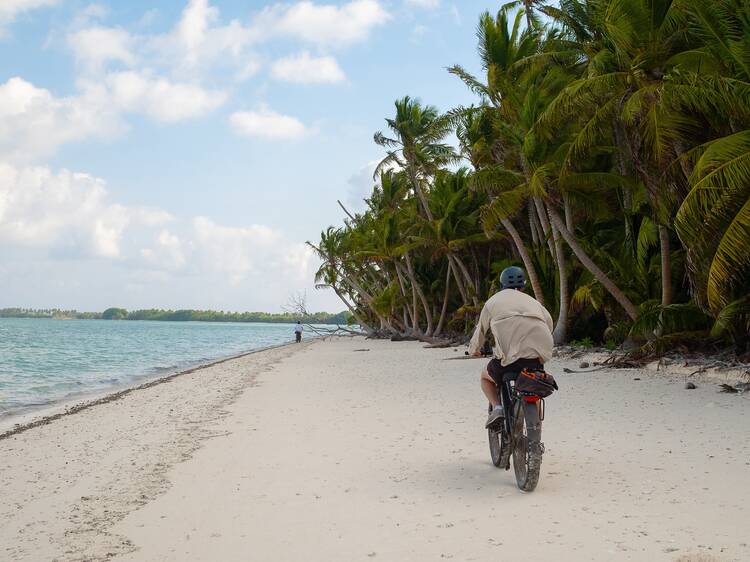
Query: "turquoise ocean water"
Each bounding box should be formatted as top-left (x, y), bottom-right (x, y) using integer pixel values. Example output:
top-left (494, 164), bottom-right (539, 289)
top-left (0, 318), bottom-right (307, 419)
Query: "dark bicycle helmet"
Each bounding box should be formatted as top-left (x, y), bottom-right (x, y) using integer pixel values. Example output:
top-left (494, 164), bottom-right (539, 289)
top-left (499, 266), bottom-right (527, 289)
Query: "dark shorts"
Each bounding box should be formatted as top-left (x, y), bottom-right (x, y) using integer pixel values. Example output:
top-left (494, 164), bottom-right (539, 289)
top-left (486, 358), bottom-right (544, 385)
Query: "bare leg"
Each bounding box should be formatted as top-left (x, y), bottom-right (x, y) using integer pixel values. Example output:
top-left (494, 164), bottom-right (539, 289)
top-left (481, 369), bottom-right (501, 407)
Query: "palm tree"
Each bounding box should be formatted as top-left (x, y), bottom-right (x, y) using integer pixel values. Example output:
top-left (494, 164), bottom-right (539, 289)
top-left (374, 97), bottom-right (479, 311)
top-left (373, 96), bottom-right (456, 221)
top-left (538, 0), bottom-right (699, 309)
top-left (671, 0), bottom-right (750, 314)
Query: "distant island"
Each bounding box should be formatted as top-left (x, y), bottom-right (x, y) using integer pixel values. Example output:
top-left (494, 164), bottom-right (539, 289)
top-left (0, 308), bottom-right (352, 325)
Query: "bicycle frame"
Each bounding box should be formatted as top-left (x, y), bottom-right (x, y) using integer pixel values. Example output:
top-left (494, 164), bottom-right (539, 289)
top-left (497, 376), bottom-right (543, 440)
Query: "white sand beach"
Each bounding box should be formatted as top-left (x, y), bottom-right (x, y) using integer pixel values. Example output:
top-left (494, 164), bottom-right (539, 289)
top-left (2, 337), bottom-right (749, 561)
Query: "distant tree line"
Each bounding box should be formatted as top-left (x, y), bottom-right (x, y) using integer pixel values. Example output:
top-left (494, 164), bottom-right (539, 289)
top-left (0, 308), bottom-right (351, 325)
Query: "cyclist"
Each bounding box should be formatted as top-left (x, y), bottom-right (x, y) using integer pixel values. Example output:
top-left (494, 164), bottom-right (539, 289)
top-left (468, 266), bottom-right (554, 428)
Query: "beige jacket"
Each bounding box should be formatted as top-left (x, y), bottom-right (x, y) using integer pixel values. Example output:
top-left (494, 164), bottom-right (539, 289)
top-left (468, 289), bottom-right (554, 366)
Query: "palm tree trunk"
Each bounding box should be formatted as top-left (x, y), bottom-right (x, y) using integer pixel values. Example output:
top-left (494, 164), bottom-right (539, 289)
top-left (452, 253), bottom-right (479, 306)
top-left (630, 139), bottom-right (673, 311)
top-left (563, 193), bottom-right (574, 233)
top-left (340, 274), bottom-right (395, 331)
top-left (332, 285), bottom-right (374, 335)
top-left (548, 206), bottom-right (639, 321)
top-left (529, 202), bottom-right (540, 246)
top-left (659, 225), bottom-right (672, 307)
top-left (433, 266), bottom-right (452, 337)
top-left (405, 250), bottom-right (433, 335)
top-left (550, 219), bottom-right (569, 344)
top-left (404, 263), bottom-right (420, 334)
top-left (408, 170), bottom-right (435, 221)
top-left (613, 120), bottom-right (635, 248)
top-left (447, 256), bottom-right (470, 305)
top-left (534, 197), bottom-right (556, 258)
top-left (389, 313), bottom-right (408, 333)
top-left (500, 217), bottom-right (545, 305)
top-left (394, 261), bottom-right (415, 329)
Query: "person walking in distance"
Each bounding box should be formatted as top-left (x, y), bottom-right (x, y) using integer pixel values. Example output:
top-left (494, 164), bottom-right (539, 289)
top-left (468, 266), bottom-right (554, 428)
top-left (294, 320), bottom-right (303, 343)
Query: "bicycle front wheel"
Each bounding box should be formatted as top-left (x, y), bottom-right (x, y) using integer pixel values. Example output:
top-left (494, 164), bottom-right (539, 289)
top-left (487, 404), bottom-right (510, 469)
top-left (488, 426), bottom-right (507, 468)
top-left (512, 400), bottom-right (543, 492)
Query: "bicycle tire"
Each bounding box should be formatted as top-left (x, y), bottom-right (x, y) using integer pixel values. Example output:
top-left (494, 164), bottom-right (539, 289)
top-left (512, 400), bottom-right (543, 492)
top-left (487, 403), bottom-right (511, 469)
top-left (488, 426), bottom-right (504, 467)
top-left (487, 403), bottom-right (504, 467)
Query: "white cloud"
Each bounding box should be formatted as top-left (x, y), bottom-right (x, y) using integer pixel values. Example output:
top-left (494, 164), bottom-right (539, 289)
top-left (271, 51), bottom-right (345, 84)
top-left (0, 162), bottom-right (310, 280)
top-left (347, 157), bottom-right (403, 210)
top-left (192, 216), bottom-right (313, 285)
top-left (68, 26), bottom-right (135, 70)
top-left (0, 77), bottom-right (121, 163)
top-left (0, 162), bottom-right (327, 309)
top-left (151, 0), bottom-right (255, 74)
top-left (254, 0), bottom-right (389, 47)
top-left (229, 108), bottom-right (308, 140)
top-left (411, 24), bottom-right (428, 41)
top-left (236, 58), bottom-right (262, 81)
top-left (0, 74), bottom-right (226, 163)
top-left (176, 0), bottom-right (219, 53)
top-left (0, 0), bottom-right (58, 34)
top-left (140, 229), bottom-right (185, 270)
top-left (104, 71), bottom-right (227, 122)
top-left (0, 164), bottom-right (170, 259)
top-left (346, 160), bottom-right (379, 211)
top-left (75, 3), bottom-right (109, 24)
top-left (143, 0), bottom-right (387, 78)
top-left (406, 0), bottom-right (440, 8)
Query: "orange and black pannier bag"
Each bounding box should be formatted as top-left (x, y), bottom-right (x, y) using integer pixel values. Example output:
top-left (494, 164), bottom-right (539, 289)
top-left (515, 368), bottom-right (558, 398)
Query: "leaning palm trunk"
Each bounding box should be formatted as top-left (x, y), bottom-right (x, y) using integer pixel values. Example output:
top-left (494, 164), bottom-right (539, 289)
top-left (408, 169), bottom-right (434, 222)
top-left (394, 261), bottom-right (416, 329)
top-left (529, 202), bottom-right (542, 246)
top-left (332, 285), bottom-right (375, 335)
top-left (408, 169), bottom-right (471, 313)
top-left (499, 217), bottom-right (545, 305)
top-left (405, 250), bottom-right (433, 335)
top-left (452, 253), bottom-right (479, 306)
top-left (448, 256), bottom-right (471, 305)
top-left (631, 148), bottom-right (673, 312)
top-left (533, 197), bottom-right (556, 259)
top-left (433, 266), bottom-right (452, 337)
top-left (550, 219), bottom-right (569, 344)
top-left (340, 275), bottom-right (395, 332)
top-left (563, 193), bottom-right (574, 233)
top-left (547, 207), bottom-right (639, 321)
top-left (659, 225), bottom-right (672, 307)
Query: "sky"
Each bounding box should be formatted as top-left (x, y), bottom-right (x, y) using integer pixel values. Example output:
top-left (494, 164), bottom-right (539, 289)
top-left (0, 0), bottom-right (500, 313)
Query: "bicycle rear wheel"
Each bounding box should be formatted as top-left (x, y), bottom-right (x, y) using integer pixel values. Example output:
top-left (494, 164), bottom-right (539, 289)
top-left (512, 400), bottom-right (543, 492)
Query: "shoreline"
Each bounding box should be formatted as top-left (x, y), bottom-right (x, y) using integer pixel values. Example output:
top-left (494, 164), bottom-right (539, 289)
top-left (0, 339), bottom-right (301, 440)
top-left (4, 337), bottom-right (745, 440)
top-left (2, 340), bottom-right (310, 561)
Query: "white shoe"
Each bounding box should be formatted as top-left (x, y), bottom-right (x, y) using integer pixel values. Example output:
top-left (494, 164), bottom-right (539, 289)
top-left (485, 407), bottom-right (504, 429)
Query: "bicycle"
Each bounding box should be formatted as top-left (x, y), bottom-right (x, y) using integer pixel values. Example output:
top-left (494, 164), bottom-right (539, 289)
top-left (487, 371), bottom-right (546, 492)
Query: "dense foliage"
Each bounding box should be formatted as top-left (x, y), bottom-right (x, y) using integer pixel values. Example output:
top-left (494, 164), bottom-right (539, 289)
top-left (0, 308), bottom-right (351, 325)
top-left (312, 0), bottom-right (750, 352)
